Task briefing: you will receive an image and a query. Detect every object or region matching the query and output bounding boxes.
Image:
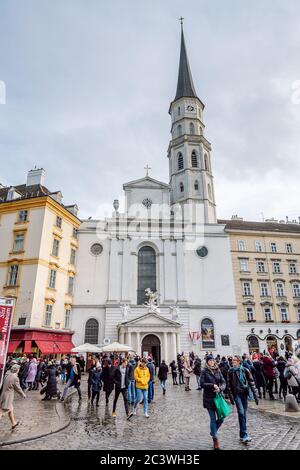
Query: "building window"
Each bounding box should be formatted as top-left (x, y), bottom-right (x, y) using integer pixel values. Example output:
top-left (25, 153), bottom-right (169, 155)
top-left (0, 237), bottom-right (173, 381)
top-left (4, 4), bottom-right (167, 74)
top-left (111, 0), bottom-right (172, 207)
top-left (243, 281), bottom-right (252, 296)
top-left (13, 233), bottom-right (25, 252)
top-left (84, 318), bottom-right (99, 344)
top-left (270, 242), bottom-right (277, 253)
top-left (239, 259), bottom-right (249, 272)
top-left (177, 124), bottom-right (183, 137)
top-left (246, 306), bottom-right (255, 321)
top-left (68, 277), bottom-right (74, 295)
top-left (276, 282), bottom-right (285, 297)
top-left (263, 307), bottom-right (272, 322)
top-left (257, 260), bottom-right (266, 273)
top-left (7, 265), bottom-right (19, 286)
top-left (286, 243), bottom-right (293, 253)
top-left (289, 261), bottom-right (297, 274)
top-left (44, 304), bottom-right (52, 327)
top-left (194, 180), bottom-right (199, 191)
top-left (64, 309), bottom-right (71, 329)
top-left (18, 315), bottom-right (27, 326)
top-left (72, 228), bottom-right (78, 239)
top-left (255, 241), bottom-right (262, 252)
top-left (293, 283), bottom-right (300, 297)
top-left (201, 318), bottom-right (215, 349)
top-left (204, 154), bottom-right (209, 171)
top-left (52, 238), bottom-right (60, 257)
top-left (18, 210), bottom-right (28, 222)
top-left (191, 150), bottom-right (198, 167)
top-left (177, 153), bottom-right (184, 170)
top-left (179, 182), bottom-right (184, 193)
top-left (280, 307), bottom-right (289, 322)
top-left (189, 123), bottom-right (195, 135)
top-left (49, 269), bottom-right (56, 289)
top-left (273, 261), bottom-right (281, 273)
top-left (260, 282), bottom-right (269, 297)
top-left (137, 246), bottom-right (156, 305)
top-left (238, 240), bottom-right (246, 251)
top-left (296, 307), bottom-right (300, 322)
top-left (56, 216), bottom-right (62, 228)
top-left (70, 248), bottom-right (76, 265)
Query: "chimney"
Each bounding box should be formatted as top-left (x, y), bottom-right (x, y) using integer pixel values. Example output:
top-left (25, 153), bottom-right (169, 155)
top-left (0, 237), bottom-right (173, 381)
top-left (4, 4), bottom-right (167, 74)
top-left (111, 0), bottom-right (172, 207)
top-left (26, 168), bottom-right (45, 187)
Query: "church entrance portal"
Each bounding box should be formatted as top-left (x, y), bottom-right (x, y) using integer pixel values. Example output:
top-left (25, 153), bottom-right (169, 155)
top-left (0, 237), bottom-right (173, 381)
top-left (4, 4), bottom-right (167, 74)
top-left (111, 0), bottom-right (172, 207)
top-left (142, 334), bottom-right (161, 366)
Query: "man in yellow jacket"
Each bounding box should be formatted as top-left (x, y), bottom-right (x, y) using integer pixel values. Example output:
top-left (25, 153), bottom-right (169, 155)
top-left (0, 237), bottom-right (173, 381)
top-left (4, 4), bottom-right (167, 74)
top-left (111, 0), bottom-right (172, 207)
top-left (132, 358), bottom-right (150, 418)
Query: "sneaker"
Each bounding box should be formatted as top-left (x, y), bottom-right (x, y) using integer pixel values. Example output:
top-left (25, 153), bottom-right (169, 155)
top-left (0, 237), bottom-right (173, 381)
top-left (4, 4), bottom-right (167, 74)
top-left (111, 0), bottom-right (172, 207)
top-left (145, 413), bottom-right (149, 418)
top-left (127, 412), bottom-right (134, 420)
top-left (133, 409), bottom-right (137, 416)
top-left (241, 436), bottom-right (252, 443)
top-left (112, 412), bottom-right (116, 417)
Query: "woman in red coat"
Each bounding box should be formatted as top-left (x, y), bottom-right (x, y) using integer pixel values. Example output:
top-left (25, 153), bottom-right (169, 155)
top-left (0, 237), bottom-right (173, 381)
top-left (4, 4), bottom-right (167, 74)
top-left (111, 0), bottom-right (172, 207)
top-left (262, 354), bottom-right (276, 400)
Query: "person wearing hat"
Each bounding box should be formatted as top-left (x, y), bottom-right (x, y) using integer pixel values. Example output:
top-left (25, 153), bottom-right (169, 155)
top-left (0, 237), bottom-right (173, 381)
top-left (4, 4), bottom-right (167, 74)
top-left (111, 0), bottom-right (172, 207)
top-left (133, 358), bottom-right (150, 418)
top-left (200, 355), bottom-right (226, 450)
top-left (0, 364), bottom-right (26, 429)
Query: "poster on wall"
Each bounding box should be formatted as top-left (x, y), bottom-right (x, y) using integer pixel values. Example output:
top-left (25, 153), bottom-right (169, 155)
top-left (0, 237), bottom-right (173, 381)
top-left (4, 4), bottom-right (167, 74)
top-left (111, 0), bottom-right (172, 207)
top-left (201, 318), bottom-right (215, 349)
top-left (0, 298), bottom-right (15, 388)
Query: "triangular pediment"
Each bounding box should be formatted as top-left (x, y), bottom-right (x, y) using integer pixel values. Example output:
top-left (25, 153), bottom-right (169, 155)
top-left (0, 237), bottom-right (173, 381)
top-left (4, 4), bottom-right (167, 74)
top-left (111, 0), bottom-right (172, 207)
top-left (120, 312), bottom-right (181, 327)
top-left (123, 176), bottom-right (170, 190)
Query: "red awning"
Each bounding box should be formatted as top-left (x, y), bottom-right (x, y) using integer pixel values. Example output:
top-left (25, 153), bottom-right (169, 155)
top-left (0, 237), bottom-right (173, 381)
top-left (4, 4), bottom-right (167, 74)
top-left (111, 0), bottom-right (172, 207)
top-left (35, 340), bottom-right (59, 354)
top-left (7, 340), bottom-right (22, 353)
top-left (56, 341), bottom-right (75, 354)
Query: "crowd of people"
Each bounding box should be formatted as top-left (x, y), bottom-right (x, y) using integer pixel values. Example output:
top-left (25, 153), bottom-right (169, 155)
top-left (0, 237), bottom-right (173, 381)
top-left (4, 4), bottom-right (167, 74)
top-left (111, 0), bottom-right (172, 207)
top-left (1, 347), bottom-right (300, 450)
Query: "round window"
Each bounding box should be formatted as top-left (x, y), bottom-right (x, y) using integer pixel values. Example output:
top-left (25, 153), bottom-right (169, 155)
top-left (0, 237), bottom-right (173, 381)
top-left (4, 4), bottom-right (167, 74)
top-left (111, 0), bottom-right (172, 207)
top-left (196, 246), bottom-right (208, 258)
top-left (90, 243), bottom-right (103, 256)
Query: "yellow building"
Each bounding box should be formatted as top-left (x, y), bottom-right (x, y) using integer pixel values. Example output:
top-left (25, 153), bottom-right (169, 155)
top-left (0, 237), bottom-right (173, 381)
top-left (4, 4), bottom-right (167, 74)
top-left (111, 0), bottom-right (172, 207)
top-left (220, 216), bottom-right (300, 356)
top-left (0, 168), bottom-right (81, 356)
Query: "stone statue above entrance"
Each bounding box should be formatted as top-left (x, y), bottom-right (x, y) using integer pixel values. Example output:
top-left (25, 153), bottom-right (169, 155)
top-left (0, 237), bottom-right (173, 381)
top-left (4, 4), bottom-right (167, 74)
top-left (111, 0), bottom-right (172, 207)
top-left (120, 303), bottom-right (131, 323)
top-left (144, 288), bottom-right (160, 314)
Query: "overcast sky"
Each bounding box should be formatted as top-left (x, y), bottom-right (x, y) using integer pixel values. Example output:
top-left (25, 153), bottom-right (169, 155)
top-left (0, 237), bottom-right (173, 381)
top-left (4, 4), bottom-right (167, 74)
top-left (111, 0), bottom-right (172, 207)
top-left (1, 0), bottom-right (300, 221)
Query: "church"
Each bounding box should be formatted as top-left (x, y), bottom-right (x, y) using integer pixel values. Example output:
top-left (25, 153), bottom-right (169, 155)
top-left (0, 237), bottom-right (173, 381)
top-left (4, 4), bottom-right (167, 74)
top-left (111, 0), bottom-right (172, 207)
top-left (72, 26), bottom-right (241, 363)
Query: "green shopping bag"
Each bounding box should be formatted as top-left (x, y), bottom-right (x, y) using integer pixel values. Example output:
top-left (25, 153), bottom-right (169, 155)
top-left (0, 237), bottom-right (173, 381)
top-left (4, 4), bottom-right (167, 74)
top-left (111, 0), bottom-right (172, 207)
top-left (214, 392), bottom-right (232, 420)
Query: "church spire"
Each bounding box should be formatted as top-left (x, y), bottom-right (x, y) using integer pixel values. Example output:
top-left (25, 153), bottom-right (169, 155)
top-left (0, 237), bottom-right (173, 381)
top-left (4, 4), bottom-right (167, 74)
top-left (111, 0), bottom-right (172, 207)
top-left (174, 22), bottom-right (198, 101)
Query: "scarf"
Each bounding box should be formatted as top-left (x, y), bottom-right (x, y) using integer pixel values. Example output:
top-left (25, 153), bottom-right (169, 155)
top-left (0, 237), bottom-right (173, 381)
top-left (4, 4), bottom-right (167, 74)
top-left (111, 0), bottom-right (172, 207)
top-left (233, 365), bottom-right (248, 389)
top-left (205, 363), bottom-right (219, 373)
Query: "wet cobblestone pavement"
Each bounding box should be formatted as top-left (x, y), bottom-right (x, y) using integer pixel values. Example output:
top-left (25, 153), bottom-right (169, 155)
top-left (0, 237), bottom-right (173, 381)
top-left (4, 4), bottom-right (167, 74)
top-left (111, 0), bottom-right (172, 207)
top-left (3, 377), bottom-right (300, 450)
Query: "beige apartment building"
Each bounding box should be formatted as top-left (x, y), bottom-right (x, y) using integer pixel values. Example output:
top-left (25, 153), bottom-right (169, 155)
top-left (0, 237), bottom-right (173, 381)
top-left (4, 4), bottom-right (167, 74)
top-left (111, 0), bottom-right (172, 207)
top-left (0, 168), bottom-right (81, 356)
top-left (220, 217), bottom-right (300, 356)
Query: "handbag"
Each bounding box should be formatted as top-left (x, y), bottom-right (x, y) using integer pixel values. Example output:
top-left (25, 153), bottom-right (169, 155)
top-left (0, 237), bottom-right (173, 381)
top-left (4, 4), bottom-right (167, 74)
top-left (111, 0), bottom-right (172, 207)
top-left (214, 392), bottom-right (232, 420)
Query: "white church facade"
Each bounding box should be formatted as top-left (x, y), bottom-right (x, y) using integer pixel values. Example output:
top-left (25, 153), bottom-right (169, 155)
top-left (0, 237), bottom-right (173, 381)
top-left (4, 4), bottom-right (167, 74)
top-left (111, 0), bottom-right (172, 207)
top-left (72, 27), bottom-right (241, 363)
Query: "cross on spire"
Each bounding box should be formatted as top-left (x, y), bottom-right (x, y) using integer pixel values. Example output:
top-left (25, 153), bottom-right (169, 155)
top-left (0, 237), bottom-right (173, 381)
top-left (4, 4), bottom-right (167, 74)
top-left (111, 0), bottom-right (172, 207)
top-left (179, 16), bottom-right (184, 28)
top-left (144, 164), bottom-right (151, 177)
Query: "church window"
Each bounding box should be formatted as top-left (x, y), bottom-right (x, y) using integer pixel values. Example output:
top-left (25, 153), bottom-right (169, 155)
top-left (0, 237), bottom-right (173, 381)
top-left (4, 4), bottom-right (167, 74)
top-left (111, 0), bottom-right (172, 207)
top-left (191, 150), bottom-right (198, 167)
top-left (204, 154), bottom-right (209, 171)
top-left (177, 106), bottom-right (181, 116)
top-left (189, 122), bottom-right (195, 134)
top-left (177, 153), bottom-right (184, 170)
top-left (194, 180), bottom-right (199, 191)
top-left (180, 182), bottom-right (184, 193)
top-left (90, 243), bottom-right (103, 256)
top-left (201, 318), bottom-right (215, 349)
top-left (137, 246), bottom-right (156, 305)
top-left (177, 124), bottom-right (183, 137)
top-left (84, 318), bottom-right (99, 344)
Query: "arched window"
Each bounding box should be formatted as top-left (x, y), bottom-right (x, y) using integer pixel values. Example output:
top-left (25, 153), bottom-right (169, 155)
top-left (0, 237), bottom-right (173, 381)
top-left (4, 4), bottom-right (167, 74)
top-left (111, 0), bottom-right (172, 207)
top-left (191, 150), bottom-right (198, 167)
top-left (179, 182), bottom-right (184, 193)
top-left (201, 318), bottom-right (215, 349)
top-left (137, 246), bottom-right (156, 305)
top-left (177, 124), bottom-right (182, 137)
top-left (194, 180), bottom-right (199, 191)
top-left (84, 318), bottom-right (99, 344)
top-left (204, 154), bottom-right (209, 171)
top-left (177, 106), bottom-right (181, 116)
top-left (189, 122), bottom-right (195, 134)
top-left (177, 153), bottom-right (184, 170)
top-left (248, 335), bottom-right (259, 354)
top-left (208, 183), bottom-right (212, 199)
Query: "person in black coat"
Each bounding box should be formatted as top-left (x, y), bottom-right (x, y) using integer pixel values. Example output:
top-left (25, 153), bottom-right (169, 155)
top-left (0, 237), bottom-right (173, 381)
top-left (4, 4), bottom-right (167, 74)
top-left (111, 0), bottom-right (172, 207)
top-left (91, 365), bottom-right (102, 406)
top-left (32, 359), bottom-right (46, 391)
top-left (200, 355), bottom-right (226, 450)
top-left (42, 363), bottom-right (60, 400)
top-left (112, 358), bottom-right (130, 417)
top-left (252, 355), bottom-right (266, 399)
top-left (177, 355), bottom-right (185, 385)
top-left (169, 360), bottom-right (178, 385)
top-left (158, 360), bottom-right (169, 395)
top-left (19, 359), bottom-right (30, 390)
top-left (87, 359), bottom-right (97, 401)
top-left (276, 356), bottom-right (288, 400)
top-left (61, 357), bottom-right (82, 402)
top-left (101, 359), bottom-right (115, 405)
top-left (193, 357), bottom-right (202, 390)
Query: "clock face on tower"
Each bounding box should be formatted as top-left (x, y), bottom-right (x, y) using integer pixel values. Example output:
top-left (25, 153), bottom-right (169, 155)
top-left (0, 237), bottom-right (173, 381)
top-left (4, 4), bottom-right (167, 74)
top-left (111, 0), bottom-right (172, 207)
top-left (186, 104), bottom-right (195, 112)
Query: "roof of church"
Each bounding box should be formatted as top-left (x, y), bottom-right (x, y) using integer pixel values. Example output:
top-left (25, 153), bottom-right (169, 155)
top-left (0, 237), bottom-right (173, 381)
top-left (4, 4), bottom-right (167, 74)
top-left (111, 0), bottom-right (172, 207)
top-left (123, 175), bottom-right (170, 189)
top-left (174, 27), bottom-right (198, 101)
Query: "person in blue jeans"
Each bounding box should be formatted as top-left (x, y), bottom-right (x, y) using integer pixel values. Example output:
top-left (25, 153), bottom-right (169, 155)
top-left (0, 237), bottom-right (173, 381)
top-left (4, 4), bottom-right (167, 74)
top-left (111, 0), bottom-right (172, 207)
top-left (147, 358), bottom-right (155, 403)
top-left (227, 355), bottom-right (259, 443)
top-left (200, 355), bottom-right (226, 450)
top-left (133, 358), bottom-right (150, 418)
top-left (127, 359), bottom-right (136, 405)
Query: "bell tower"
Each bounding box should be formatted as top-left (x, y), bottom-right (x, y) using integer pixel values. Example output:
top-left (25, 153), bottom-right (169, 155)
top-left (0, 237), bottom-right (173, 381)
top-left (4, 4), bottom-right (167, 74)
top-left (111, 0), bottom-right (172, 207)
top-left (168, 22), bottom-right (217, 224)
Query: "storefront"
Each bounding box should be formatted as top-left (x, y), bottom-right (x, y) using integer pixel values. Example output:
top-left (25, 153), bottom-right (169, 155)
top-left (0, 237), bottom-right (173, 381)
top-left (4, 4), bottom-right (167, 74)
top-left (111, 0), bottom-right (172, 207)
top-left (242, 324), bottom-right (299, 357)
top-left (7, 328), bottom-right (75, 357)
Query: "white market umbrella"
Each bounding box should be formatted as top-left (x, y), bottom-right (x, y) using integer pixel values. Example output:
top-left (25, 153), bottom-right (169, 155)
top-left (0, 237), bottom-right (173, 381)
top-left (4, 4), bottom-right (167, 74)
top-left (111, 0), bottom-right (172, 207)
top-left (100, 341), bottom-right (135, 353)
top-left (71, 343), bottom-right (102, 353)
